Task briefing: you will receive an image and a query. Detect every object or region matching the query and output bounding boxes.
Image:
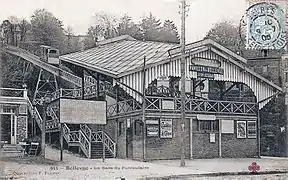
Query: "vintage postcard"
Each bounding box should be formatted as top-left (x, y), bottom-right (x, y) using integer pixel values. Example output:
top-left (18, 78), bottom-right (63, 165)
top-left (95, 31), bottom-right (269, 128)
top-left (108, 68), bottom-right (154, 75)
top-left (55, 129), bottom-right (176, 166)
top-left (0, 0), bottom-right (288, 179)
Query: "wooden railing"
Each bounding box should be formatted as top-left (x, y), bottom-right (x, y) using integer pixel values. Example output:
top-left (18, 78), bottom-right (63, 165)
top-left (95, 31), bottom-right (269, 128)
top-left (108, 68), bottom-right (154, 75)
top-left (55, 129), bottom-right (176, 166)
top-left (107, 98), bottom-right (142, 117)
top-left (80, 124), bottom-right (92, 141)
top-left (79, 130), bottom-right (91, 158)
top-left (145, 96), bottom-right (257, 115)
top-left (107, 96), bottom-right (257, 117)
top-left (62, 123), bottom-right (91, 158)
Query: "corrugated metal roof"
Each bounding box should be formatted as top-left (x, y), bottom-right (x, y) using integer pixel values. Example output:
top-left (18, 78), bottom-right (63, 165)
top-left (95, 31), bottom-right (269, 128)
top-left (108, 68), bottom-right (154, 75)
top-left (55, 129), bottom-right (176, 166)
top-left (60, 35), bottom-right (178, 77)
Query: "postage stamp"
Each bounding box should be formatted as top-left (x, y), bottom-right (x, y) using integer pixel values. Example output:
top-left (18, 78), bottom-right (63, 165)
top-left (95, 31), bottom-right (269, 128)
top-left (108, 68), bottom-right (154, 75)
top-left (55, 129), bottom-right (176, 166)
top-left (245, 1), bottom-right (287, 50)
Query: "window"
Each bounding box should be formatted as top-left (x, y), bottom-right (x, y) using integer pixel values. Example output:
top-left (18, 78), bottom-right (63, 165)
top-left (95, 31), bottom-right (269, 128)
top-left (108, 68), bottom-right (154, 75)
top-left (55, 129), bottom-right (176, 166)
top-left (119, 122), bottom-right (124, 135)
top-left (197, 120), bottom-right (219, 132)
top-left (134, 120), bottom-right (143, 136)
top-left (247, 121), bottom-right (257, 138)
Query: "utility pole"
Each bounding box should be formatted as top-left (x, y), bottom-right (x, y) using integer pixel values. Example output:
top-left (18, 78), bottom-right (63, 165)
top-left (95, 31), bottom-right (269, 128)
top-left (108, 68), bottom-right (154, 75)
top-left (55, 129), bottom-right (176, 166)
top-left (180, 0), bottom-right (188, 167)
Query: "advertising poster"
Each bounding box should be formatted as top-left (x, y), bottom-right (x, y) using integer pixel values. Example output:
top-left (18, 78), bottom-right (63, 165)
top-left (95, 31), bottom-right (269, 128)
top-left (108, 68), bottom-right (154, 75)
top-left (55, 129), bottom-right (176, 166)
top-left (236, 121), bottom-right (247, 138)
top-left (160, 119), bottom-right (173, 138)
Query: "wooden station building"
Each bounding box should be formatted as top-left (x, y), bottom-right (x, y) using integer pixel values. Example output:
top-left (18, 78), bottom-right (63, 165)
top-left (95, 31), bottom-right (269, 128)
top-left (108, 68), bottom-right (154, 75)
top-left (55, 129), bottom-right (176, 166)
top-left (0, 35), bottom-right (282, 160)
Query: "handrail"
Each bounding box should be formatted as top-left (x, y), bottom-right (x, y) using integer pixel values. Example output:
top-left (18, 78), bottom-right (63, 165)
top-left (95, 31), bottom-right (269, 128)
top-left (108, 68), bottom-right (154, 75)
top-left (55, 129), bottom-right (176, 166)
top-left (80, 124), bottom-right (92, 142)
top-left (103, 132), bottom-right (116, 157)
top-left (63, 123), bottom-right (71, 142)
top-left (79, 130), bottom-right (91, 158)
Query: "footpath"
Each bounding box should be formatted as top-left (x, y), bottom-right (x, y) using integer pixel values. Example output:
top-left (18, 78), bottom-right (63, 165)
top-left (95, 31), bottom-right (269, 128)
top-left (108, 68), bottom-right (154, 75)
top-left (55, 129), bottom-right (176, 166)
top-left (1, 146), bottom-right (288, 180)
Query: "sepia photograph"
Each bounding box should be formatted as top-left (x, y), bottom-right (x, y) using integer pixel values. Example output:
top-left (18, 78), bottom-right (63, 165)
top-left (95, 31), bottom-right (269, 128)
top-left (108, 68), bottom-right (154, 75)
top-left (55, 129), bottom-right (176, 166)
top-left (0, 0), bottom-right (288, 179)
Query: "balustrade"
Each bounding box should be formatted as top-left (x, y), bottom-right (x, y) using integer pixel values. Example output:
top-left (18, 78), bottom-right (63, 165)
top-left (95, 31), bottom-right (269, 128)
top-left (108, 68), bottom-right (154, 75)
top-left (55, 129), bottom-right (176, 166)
top-left (107, 96), bottom-right (257, 118)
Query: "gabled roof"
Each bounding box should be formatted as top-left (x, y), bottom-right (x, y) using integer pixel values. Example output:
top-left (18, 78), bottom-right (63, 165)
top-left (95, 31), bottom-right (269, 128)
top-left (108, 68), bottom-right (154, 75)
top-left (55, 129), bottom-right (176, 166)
top-left (60, 35), bottom-right (282, 92)
top-left (60, 35), bottom-right (178, 77)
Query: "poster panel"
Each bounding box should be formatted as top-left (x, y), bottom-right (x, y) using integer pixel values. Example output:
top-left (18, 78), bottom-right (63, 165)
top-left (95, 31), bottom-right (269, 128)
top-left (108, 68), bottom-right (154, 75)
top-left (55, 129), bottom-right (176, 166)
top-left (160, 119), bottom-right (173, 138)
top-left (60, 99), bottom-right (106, 124)
top-left (247, 121), bottom-right (257, 138)
top-left (236, 121), bottom-right (247, 138)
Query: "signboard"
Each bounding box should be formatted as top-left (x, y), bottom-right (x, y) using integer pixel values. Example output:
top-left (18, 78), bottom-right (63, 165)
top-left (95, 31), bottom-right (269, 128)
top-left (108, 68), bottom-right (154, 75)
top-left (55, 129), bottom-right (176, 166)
top-left (245, 2), bottom-right (287, 50)
top-left (221, 120), bottom-right (234, 134)
top-left (147, 125), bottom-right (159, 137)
top-left (210, 133), bottom-right (216, 143)
top-left (247, 121), bottom-right (257, 138)
top-left (59, 99), bottom-right (106, 124)
top-left (160, 119), bottom-right (173, 138)
top-left (189, 57), bottom-right (224, 79)
top-left (189, 65), bottom-right (224, 74)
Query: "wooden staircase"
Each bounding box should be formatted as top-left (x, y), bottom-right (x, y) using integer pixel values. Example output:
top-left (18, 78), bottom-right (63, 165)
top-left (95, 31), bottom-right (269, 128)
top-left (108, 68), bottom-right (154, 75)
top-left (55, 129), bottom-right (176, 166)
top-left (91, 142), bottom-right (114, 159)
top-left (63, 123), bottom-right (116, 159)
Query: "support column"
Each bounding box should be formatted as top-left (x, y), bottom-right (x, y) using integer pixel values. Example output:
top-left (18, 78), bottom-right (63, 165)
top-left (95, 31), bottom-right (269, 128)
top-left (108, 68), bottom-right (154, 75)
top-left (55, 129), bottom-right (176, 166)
top-left (285, 91), bottom-right (288, 157)
top-left (142, 56), bottom-right (147, 162)
top-left (102, 125), bottom-right (105, 162)
top-left (219, 120), bottom-right (222, 158)
top-left (190, 118), bottom-right (193, 159)
top-left (41, 103), bottom-right (47, 158)
top-left (81, 69), bottom-right (85, 100)
top-left (257, 103), bottom-right (261, 158)
top-left (60, 123), bottom-right (63, 161)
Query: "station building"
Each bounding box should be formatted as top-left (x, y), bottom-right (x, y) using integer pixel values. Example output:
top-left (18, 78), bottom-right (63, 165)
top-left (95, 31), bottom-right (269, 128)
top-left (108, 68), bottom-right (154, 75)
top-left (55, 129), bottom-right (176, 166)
top-left (0, 35), bottom-right (282, 160)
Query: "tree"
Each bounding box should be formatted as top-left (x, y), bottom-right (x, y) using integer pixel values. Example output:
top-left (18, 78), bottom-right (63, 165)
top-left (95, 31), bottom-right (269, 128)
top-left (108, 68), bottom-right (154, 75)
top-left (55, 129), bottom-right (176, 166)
top-left (205, 20), bottom-right (242, 48)
top-left (157, 20), bottom-right (180, 43)
top-left (30, 9), bottom-right (67, 54)
top-left (117, 14), bottom-right (143, 40)
top-left (90, 12), bottom-right (118, 40)
top-left (140, 12), bottom-right (162, 41)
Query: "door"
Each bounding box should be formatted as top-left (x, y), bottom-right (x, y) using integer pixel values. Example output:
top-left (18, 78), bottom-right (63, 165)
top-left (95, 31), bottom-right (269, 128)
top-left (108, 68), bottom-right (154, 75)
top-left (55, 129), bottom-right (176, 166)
top-left (126, 127), bottom-right (133, 158)
top-left (10, 115), bottom-right (17, 144)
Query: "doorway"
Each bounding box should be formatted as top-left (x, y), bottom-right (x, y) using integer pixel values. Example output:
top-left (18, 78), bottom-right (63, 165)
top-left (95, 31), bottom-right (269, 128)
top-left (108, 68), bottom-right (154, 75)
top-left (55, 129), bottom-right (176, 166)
top-left (1, 114), bottom-right (17, 144)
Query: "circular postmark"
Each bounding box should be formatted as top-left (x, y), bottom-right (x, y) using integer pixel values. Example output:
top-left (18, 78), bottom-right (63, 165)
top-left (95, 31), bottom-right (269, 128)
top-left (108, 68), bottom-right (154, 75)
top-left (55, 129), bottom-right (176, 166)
top-left (241, 2), bottom-right (287, 50)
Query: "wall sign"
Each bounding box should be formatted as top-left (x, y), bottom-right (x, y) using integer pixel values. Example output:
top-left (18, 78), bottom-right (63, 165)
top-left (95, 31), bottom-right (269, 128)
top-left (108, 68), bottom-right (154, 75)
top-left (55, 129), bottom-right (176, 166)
top-left (189, 57), bottom-right (224, 79)
top-left (210, 133), bottom-right (216, 143)
top-left (146, 119), bottom-right (159, 137)
top-left (160, 119), bottom-right (173, 138)
top-left (221, 120), bottom-right (234, 134)
top-left (236, 121), bottom-right (247, 138)
top-left (247, 121), bottom-right (257, 138)
top-left (147, 125), bottom-right (159, 137)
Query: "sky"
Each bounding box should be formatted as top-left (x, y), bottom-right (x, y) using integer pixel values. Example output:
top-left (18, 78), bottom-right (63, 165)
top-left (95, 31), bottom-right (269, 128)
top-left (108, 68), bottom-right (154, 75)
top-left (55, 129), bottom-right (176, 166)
top-left (0, 0), bottom-right (248, 42)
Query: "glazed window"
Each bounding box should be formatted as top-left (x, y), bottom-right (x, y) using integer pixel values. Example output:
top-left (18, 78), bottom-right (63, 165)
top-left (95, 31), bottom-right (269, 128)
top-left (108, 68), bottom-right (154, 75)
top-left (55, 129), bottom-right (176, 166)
top-left (197, 120), bottom-right (219, 132)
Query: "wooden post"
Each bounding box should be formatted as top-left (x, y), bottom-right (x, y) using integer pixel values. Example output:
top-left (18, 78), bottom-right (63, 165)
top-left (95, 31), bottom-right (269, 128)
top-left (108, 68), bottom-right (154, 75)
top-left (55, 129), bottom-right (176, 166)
top-left (41, 103), bottom-right (47, 158)
top-left (257, 103), bottom-right (261, 158)
top-left (115, 85), bottom-right (119, 158)
top-left (49, 132), bottom-right (51, 145)
top-left (142, 56), bottom-right (147, 162)
top-left (180, 0), bottom-right (187, 167)
top-left (60, 123), bottom-right (63, 161)
top-left (219, 120), bottom-right (222, 158)
top-left (102, 125), bottom-right (105, 162)
top-left (97, 73), bottom-right (100, 100)
top-left (81, 69), bottom-right (85, 100)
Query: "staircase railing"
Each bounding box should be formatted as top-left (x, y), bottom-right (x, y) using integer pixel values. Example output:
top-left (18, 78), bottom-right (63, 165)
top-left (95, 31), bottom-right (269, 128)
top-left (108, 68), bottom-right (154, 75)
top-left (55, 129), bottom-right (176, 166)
top-left (79, 130), bottom-right (91, 158)
top-left (92, 131), bottom-right (116, 158)
top-left (62, 123), bottom-right (91, 158)
top-left (80, 124), bottom-right (92, 141)
top-left (27, 98), bottom-right (42, 130)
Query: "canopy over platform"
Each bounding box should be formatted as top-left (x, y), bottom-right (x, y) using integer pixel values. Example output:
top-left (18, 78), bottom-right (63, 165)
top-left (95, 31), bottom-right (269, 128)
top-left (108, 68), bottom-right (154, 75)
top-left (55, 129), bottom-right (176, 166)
top-left (60, 35), bottom-right (282, 109)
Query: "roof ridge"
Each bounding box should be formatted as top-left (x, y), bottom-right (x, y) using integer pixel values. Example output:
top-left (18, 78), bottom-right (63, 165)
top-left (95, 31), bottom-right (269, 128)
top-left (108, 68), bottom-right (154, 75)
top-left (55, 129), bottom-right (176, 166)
top-left (96, 35), bottom-right (136, 46)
